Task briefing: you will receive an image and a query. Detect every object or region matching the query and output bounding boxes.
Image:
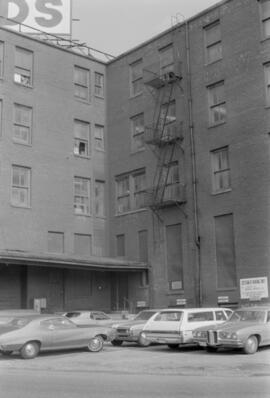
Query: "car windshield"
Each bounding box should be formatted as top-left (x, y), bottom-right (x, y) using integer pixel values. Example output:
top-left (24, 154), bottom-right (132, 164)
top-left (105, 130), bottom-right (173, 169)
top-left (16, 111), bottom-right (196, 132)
top-left (7, 317), bottom-right (31, 328)
top-left (91, 312), bottom-right (110, 320)
top-left (135, 311), bottom-right (157, 321)
top-left (65, 312), bottom-right (81, 318)
top-left (230, 310), bottom-right (266, 323)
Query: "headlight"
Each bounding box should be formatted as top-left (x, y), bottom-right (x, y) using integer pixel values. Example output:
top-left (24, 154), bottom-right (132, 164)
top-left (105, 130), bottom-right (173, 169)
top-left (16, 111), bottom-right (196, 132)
top-left (193, 331), bottom-right (207, 338)
top-left (219, 331), bottom-right (238, 340)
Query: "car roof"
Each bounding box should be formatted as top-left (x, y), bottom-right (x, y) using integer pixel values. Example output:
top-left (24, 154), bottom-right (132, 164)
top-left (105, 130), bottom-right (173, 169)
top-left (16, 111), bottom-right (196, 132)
top-left (235, 306), bottom-right (270, 311)
top-left (157, 307), bottom-right (229, 313)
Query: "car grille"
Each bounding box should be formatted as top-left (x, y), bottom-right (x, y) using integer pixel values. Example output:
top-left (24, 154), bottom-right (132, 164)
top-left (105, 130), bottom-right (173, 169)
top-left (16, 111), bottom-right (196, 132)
top-left (117, 328), bottom-right (129, 336)
top-left (207, 330), bottom-right (218, 345)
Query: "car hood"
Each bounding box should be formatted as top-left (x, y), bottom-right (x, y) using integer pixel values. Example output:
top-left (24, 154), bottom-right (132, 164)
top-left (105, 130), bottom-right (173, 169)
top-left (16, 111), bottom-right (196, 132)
top-left (196, 321), bottom-right (263, 333)
top-left (115, 319), bottom-right (146, 328)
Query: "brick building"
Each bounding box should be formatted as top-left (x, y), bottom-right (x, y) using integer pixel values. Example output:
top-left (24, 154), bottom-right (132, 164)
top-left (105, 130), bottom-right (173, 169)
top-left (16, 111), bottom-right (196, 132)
top-left (0, 0), bottom-right (269, 311)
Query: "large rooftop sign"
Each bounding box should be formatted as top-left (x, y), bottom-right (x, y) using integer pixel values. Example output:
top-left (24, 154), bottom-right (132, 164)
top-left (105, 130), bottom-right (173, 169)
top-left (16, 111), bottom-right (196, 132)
top-left (0, 0), bottom-right (71, 35)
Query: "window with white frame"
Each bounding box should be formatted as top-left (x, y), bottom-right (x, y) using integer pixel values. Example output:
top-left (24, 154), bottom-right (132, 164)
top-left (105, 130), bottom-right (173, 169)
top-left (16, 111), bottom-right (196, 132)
top-left (74, 233), bottom-right (92, 256)
top-left (211, 147), bottom-right (231, 193)
top-left (13, 104), bottom-right (32, 145)
top-left (95, 180), bottom-right (105, 217)
top-left (116, 169), bottom-right (146, 214)
top-left (11, 165), bottom-right (31, 207)
top-left (204, 20), bottom-right (222, 64)
top-left (74, 119), bottom-right (90, 157)
top-left (130, 59), bottom-right (143, 97)
top-left (74, 177), bottom-right (91, 215)
top-left (131, 113), bottom-right (144, 152)
top-left (160, 101), bottom-right (176, 140)
top-left (14, 47), bottom-right (33, 87)
top-left (0, 42), bottom-right (4, 77)
top-left (260, 0), bottom-right (270, 38)
top-left (208, 81), bottom-right (226, 125)
top-left (48, 232), bottom-right (64, 253)
top-left (163, 162), bottom-right (180, 201)
top-left (159, 44), bottom-right (174, 75)
top-left (94, 124), bottom-right (105, 150)
top-left (94, 72), bottom-right (104, 97)
top-left (74, 66), bottom-right (90, 101)
top-left (264, 62), bottom-right (270, 105)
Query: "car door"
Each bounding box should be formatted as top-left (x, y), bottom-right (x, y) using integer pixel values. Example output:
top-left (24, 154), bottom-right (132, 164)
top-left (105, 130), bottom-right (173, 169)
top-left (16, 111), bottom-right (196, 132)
top-left (183, 311), bottom-right (216, 342)
top-left (260, 310), bottom-right (270, 345)
top-left (146, 311), bottom-right (183, 340)
top-left (44, 318), bottom-right (82, 349)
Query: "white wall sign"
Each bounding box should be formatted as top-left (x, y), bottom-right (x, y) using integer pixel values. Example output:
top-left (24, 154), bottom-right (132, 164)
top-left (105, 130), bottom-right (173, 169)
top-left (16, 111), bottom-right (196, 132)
top-left (176, 298), bottom-right (186, 306)
top-left (218, 296), bottom-right (229, 303)
top-left (136, 301), bottom-right (146, 308)
top-left (0, 0), bottom-right (71, 35)
top-left (240, 277), bottom-right (269, 301)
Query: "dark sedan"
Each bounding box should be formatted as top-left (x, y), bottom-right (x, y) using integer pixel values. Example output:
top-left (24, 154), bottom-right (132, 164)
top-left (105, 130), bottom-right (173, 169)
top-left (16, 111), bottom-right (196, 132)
top-left (0, 314), bottom-right (116, 359)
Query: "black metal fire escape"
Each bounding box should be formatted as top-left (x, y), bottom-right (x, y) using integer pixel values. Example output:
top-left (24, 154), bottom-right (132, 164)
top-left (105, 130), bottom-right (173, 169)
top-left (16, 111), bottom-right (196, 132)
top-left (144, 69), bottom-right (186, 218)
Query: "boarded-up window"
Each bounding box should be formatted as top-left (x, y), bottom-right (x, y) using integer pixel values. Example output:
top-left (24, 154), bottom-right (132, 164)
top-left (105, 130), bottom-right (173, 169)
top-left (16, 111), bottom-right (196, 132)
top-left (166, 224), bottom-right (183, 290)
top-left (138, 230), bottom-right (148, 262)
top-left (74, 234), bottom-right (92, 256)
top-left (215, 214), bottom-right (237, 288)
top-left (48, 232), bottom-right (64, 253)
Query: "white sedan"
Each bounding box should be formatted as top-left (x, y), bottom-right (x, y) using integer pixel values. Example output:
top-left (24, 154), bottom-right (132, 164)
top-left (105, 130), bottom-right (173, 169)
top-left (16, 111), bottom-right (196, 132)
top-left (63, 311), bottom-right (115, 326)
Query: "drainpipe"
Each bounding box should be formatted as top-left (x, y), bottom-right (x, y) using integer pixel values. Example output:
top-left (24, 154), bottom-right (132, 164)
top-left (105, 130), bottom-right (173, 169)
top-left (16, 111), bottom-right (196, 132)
top-left (184, 21), bottom-right (202, 307)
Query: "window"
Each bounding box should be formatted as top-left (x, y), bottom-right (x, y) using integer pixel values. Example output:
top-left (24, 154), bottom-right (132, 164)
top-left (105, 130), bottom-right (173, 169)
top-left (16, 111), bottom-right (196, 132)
top-left (74, 234), bottom-right (92, 256)
top-left (166, 223), bottom-right (183, 290)
top-left (260, 0), bottom-right (270, 38)
top-left (215, 214), bottom-right (237, 288)
top-left (188, 311), bottom-right (214, 322)
top-left (74, 66), bottom-right (90, 101)
top-left (264, 62), bottom-right (270, 105)
top-left (161, 161), bottom-right (180, 201)
top-left (94, 124), bottom-right (105, 150)
top-left (116, 234), bottom-right (125, 257)
top-left (94, 72), bottom-right (104, 97)
top-left (11, 165), bottom-right (31, 207)
top-left (159, 44), bottom-right (174, 75)
top-left (48, 232), bottom-right (64, 253)
top-left (208, 81), bottom-right (226, 125)
top-left (154, 311), bottom-right (183, 322)
top-left (95, 180), bottom-right (105, 217)
top-left (14, 47), bottom-right (33, 87)
top-left (138, 230), bottom-right (148, 263)
top-left (74, 177), bottom-right (91, 215)
top-left (204, 21), bottom-right (222, 64)
top-left (131, 113), bottom-right (144, 152)
top-left (116, 169), bottom-right (146, 214)
top-left (0, 42), bottom-right (3, 77)
top-left (211, 147), bottom-right (230, 193)
top-left (0, 100), bottom-right (2, 136)
top-left (160, 101), bottom-right (176, 140)
top-left (74, 120), bottom-right (90, 157)
top-left (130, 59), bottom-right (143, 96)
top-left (13, 104), bottom-right (32, 145)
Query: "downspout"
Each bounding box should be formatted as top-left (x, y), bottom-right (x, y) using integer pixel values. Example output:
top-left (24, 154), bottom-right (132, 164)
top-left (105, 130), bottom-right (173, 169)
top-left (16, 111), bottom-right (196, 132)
top-left (184, 21), bottom-right (202, 307)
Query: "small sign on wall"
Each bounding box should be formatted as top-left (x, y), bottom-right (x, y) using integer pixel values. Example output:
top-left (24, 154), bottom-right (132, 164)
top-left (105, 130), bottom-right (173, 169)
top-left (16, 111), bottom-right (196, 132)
top-left (136, 301), bottom-right (146, 308)
top-left (240, 277), bottom-right (269, 301)
top-left (176, 298), bottom-right (186, 306)
top-left (218, 296), bottom-right (229, 304)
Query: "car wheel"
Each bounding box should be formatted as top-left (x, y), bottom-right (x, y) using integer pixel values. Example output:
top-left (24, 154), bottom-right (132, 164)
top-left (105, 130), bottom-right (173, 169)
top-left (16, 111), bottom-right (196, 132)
top-left (87, 336), bottom-right (104, 352)
top-left (243, 335), bottom-right (258, 355)
top-left (138, 334), bottom-right (151, 347)
top-left (206, 346), bottom-right (218, 353)
top-left (0, 350), bottom-right (13, 356)
top-left (20, 341), bottom-right (40, 359)
top-left (168, 344), bottom-right (179, 349)
top-left (111, 339), bottom-right (123, 346)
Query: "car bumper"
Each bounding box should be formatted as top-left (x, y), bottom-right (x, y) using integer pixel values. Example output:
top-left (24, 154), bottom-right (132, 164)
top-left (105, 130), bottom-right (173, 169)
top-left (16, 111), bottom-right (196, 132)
top-left (141, 333), bottom-right (184, 345)
top-left (0, 343), bottom-right (22, 352)
top-left (194, 338), bottom-right (244, 349)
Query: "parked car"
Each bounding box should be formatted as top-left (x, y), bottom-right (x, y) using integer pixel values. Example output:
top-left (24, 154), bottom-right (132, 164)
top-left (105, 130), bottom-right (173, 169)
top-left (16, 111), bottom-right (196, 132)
top-left (139, 307), bottom-right (232, 349)
top-left (63, 311), bottom-right (115, 326)
top-left (192, 306), bottom-right (270, 354)
top-left (111, 309), bottom-right (160, 346)
top-left (0, 314), bottom-right (116, 359)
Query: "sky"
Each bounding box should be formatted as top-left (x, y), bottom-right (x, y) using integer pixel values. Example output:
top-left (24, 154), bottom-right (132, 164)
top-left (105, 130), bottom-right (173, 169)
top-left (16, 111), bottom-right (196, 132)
top-left (71, 0), bottom-right (221, 56)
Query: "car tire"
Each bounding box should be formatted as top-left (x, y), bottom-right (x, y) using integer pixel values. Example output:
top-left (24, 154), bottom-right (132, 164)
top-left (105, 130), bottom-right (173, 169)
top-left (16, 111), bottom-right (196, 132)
top-left (138, 334), bottom-right (151, 347)
top-left (20, 341), bottom-right (40, 359)
top-left (111, 339), bottom-right (123, 346)
top-left (168, 344), bottom-right (179, 349)
top-left (243, 335), bottom-right (258, 355)
top-left (87, 336), bottom-right (104, 352)
top-left (206, 346), bottom-right (218, 353)
top-left (0, 350), bottom-right (13, 356)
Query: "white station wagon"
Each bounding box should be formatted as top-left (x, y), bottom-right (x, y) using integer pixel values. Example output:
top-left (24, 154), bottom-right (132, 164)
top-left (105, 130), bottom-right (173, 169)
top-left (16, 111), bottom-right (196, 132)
top-left (140, 307), bottom-right (232, 349)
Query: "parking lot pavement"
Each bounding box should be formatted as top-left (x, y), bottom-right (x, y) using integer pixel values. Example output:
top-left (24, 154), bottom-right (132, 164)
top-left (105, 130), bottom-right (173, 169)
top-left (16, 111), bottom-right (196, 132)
top-left (1, 343), bottom-right (270, 378)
